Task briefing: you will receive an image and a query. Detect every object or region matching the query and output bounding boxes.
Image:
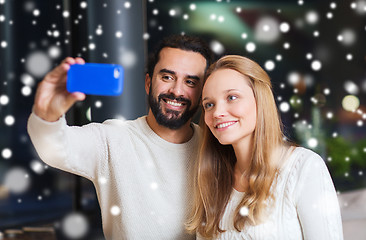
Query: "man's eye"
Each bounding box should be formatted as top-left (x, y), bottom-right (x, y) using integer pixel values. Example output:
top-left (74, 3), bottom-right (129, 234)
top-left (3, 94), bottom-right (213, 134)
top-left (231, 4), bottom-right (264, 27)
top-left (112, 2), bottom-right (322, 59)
top-left (186, 79), bottom-right (196, 86)
top-left (162, 75), bottom-right (173, 81)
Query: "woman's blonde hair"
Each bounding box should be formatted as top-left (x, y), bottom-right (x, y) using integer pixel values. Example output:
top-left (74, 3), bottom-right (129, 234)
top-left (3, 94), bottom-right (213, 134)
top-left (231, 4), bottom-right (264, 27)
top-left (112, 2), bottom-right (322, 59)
top-left (186, 55), bottom-right (291, 237)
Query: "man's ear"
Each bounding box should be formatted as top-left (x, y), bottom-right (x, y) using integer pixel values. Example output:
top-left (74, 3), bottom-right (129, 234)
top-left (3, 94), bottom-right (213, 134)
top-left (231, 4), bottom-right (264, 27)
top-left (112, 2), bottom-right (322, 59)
top-left (145, 73), bottom-right (151, 95)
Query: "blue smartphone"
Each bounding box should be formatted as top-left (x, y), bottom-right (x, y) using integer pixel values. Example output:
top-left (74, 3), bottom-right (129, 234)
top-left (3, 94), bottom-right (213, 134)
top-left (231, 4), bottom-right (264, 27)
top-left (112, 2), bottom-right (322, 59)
top-left (67, 63), bottom-right (124, 96)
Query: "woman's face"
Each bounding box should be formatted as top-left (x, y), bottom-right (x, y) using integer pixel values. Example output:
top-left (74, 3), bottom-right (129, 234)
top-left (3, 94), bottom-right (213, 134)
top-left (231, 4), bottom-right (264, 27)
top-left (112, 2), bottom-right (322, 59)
top-left (202, 69), bottom-right (257, 147)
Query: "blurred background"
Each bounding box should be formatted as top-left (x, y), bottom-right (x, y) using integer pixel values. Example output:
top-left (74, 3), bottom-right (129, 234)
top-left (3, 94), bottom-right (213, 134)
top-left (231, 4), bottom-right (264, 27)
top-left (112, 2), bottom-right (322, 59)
top-left (0, 0), bottom-right (365, 239)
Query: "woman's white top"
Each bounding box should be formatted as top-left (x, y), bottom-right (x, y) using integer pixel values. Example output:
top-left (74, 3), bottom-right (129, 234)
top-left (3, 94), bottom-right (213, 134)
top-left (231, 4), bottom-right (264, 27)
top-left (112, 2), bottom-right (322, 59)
top-left (199, 147), bottom-right (343, 240)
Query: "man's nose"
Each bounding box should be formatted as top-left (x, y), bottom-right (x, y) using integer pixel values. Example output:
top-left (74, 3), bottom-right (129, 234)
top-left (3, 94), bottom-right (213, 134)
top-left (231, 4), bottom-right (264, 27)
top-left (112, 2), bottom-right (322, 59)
top-left (168, 80), bottom-right (184, 97)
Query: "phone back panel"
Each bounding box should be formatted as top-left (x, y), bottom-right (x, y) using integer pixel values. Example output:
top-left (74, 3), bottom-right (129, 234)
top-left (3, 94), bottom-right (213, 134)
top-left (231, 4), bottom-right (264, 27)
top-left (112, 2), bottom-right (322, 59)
top-left (67, 63), bottom-right (124, 96)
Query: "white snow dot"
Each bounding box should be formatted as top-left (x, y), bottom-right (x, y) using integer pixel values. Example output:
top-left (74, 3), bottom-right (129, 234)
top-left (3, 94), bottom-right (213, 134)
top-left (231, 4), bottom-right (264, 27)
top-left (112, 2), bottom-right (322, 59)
top-left (4, 115), bottom-right (15, 126)
top-left (95, 101), bottom-right (103, 108)
top-left (33, 9), bottom-right (40, 17)
top-left (311, 60), bottom-right (322, 71)
top-left (21, 86), bottom-right (32, 96)
top-left (305, 11), bottom-right (319, 24)
top-left (0, 95), bottom-right (9, 105)
top-left (115, 31), bottom-right (123, 38)
top-left (280, 22), bottom-right (290, 33)
top-left (110, 206), bottom-right (121, 216)
top-left (124, 2), bottom-right (131, 9)
top-left (4, 168), bottom-right (30, 194)
top-left (62, 213), bottom-right (89, 239)
top-left (80, 2), bottom-right (87, 8)
top-left (1, 41), bottom-right (7, 48)
top-left (264, 60), bottom-right (275, 71)
top-left (239, 206), bottom-right (249, 216)
top-left (246, 42), bottom-right (256, 52)
top-left (210, 40), bottom-right (225, 55)
top-left (89, 43), bottom-right (96, 50)
top-left (169, 9), bottom-right (176, 16)
top-left (2, 148), bottom-right (12, 159)
top-left (307, 138), bottom-right (318, 148)
top-left (279, 102), bottom-right (290, 112)
top-left (0, 15), bottom-right (5, 22)
top-left (151, 182), bottom-right (158, 190)
top-left (190, 4), bottom-right (196, 10)
top-left (63, 11), bottom-right (70, 18)
top-left (30, 160), bottom-right (45, 174)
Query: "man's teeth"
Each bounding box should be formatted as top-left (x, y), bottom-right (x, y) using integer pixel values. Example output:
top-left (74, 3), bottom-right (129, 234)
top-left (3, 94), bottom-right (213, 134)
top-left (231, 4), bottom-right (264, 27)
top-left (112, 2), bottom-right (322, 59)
top-left (167, 100), bottom-right (183, 107)
top-left (216, 122), bottom-right (235, 129)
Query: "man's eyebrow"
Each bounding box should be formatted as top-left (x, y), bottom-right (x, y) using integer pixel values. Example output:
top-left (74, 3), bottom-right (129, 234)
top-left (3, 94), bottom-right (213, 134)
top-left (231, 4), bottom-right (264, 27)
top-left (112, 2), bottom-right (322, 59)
top-left (159, 68), bottom-right (176, 75)
top-left (159, 68), bottom-right (201, 82)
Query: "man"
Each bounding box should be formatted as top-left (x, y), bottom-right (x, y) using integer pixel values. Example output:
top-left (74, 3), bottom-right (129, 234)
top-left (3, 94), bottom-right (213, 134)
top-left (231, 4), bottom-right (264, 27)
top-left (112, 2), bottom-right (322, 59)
top-left (27, 35), bottom-right (213, 239)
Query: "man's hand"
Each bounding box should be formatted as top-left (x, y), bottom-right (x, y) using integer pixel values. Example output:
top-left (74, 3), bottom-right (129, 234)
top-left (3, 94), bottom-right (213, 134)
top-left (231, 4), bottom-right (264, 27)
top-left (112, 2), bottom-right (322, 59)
top-left (33, 57), bottom-right (86, 122)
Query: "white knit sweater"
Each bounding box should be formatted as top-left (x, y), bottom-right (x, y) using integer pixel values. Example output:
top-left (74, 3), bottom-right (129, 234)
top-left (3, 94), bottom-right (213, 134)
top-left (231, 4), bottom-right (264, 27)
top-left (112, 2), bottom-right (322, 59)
top-left (27, 113), bottom-right (199, 240)
top-left (198, 147), bottom-right (344, 240)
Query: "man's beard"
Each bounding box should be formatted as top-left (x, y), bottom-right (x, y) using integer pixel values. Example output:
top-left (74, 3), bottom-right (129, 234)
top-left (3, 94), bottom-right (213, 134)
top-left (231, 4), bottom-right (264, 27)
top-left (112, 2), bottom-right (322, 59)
top-left (148, 86), bottom-right (198, 130)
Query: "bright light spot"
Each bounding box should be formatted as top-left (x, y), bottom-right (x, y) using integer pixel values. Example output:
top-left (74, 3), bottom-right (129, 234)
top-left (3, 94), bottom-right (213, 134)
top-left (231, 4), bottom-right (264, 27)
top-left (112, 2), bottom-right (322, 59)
top-left (307, 138), bottom-right (318, 148)
top-left (288, 72), bottom-right (301, 85)
top-left (169, 9), bottom-right (176, 16)
top-left (98, 177), bottom-right (107, 185)
top-left (254, 16), bottom-right (280, 43)
top-left (346, 54), bottom-right (353, 60)
top-left (305, 11), bottom-right (319, 24)
top-left (189, 4), bottom-right (196, 10)
top-left (332, 132), bottom-right (338, 138)
top-left (183, 14), bottom-right (189, 20)
top-left (80, 2), bottom-right (87, 8)
top-left (280, 22), bottom-right (290, 33)
top-left (210, 40), bottom-right (225, 55)
top-left (151, 182), bottom-right (158, 190)
top-left (89, 43), bottom-right (96, 50)
top-left (239, 206), bottom-right (249, 216)
top-left (21, 86), bottom-right (32, 96)
top-left (313, 31), bottom-right (320, 37)
top-left (330, 2), bottom-right (337, 9)
top-left (48, 46), bottom-right (61, 59)
top-left (115, 31), bottom-right (123, 38)
top-left (30, 160), bottom-right (45, 174)
top-left (110, 206), bottom-right (121, 216)
top-left (311, 60), bottom-right (322, 71)
top-left (264, 60), bottom-right (275, 71)
top-left (324, 88), bottom-right (331, 95)
top-left (0, 0), bottom-right (5, 4)
top-left (33, 9), bottom-right (40, 17)
top-left (62, 213), bottom-right (89, 239)
top-left (96, 27), bottom-right (103, 35)
top-left (25, 51), bottom-right (52, 78)
top-left (246, 42), bottom-right (256, 52)
top-left (53, 30), bottom-right (60, 38)
top-left (306, 53), bottom-right (313, 60)
top-left (276, 55), bottom-right (282, 61)
top-left (4, 167), bottom-right (30, 194)
top-left (298, 0), bottom-right (304, 5)
top-left (236, 7), bottom-right (242, 13)
top-left (326, 112), bottom-right (333, 119)
top-left (4, 115), bottom-right (15, 126)
top-left (119, 49), bottom-right (137, 68)
top-left (143, 33), bottom-right (150, 40)
top-left (124, 2), bottom-right (131, 8)
top-left (152, 9), bottom-right (158, 15)
top-left (1, 41), bottom-right (8, 48)
top-left (2, 148), bottom-right (12, 159)
top-left (279, 102), bottom-right (290, 112)
top-left (95, 101), bottom-right (103, 108)
top-left (357, 120), bottom-right (363, 126)
top-left (337, 35), bottom-right (344, 41)
top-left (283, 42), bottom-right (290, 49)
top-left (218, 16), bottom-right (225, 22)
top-left (326, 12), bottom-right (333, 19)
top-left (241, 33), bottom-right (247, 39)
top-left (21, 74), bottom-right (35, 86)
top-left (342, 95), bottom-right (360, 112)
top-left (0, 95), bottom-right (9, 105)
top-left (344, 80), bottom-right (359, 94)
top-left (0, 15), bottom-right (5, 22)
top-left (63, 11), bottom-right (70, 18)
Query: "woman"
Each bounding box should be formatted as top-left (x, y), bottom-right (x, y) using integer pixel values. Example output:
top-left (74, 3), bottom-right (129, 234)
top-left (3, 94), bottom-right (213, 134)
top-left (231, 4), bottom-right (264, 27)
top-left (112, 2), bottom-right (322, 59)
top-left (186, 55), bottom-right (343, 239)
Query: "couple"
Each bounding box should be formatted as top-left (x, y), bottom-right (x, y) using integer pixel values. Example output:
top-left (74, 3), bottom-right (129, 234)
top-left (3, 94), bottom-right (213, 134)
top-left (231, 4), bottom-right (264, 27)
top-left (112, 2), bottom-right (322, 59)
top-left (27, 35), bottom-right (343, 239)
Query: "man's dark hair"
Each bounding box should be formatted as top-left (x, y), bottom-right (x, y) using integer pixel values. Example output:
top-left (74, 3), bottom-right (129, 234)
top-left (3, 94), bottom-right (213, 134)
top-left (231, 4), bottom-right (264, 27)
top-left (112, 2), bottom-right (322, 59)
top-left (147, 34), bottom-right (214, 78)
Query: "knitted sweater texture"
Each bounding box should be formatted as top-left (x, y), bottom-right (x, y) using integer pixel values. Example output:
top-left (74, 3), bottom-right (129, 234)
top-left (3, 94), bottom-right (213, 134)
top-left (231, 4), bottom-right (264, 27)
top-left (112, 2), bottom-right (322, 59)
top-left (28, 113), bottom-right (199, 240)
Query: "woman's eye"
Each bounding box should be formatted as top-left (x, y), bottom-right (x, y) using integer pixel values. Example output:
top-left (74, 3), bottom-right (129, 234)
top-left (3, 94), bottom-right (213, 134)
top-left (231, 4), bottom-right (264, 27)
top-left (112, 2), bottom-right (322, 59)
top-left (228, 95), bottom-right (238, 101)
top-left (203, 102), bottom-right (213, 110)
